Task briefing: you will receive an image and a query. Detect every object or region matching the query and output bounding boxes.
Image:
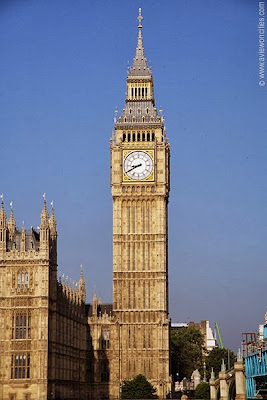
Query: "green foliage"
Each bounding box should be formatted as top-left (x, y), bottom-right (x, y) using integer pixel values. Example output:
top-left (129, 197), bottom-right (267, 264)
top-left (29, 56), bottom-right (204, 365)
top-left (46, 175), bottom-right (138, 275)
top-left (121, 374), bottom-right (158, 399)
top-left (171, 327), bottom-right (205, 379)
top-left (194, 382), bottom-right (210, 399)
top-left (205, 347), bottom-right (236, 378)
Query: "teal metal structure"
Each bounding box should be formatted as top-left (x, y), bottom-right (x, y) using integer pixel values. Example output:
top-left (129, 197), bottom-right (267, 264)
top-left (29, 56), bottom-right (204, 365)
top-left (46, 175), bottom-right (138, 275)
top-left (245, 323), bottom-right (267, 398)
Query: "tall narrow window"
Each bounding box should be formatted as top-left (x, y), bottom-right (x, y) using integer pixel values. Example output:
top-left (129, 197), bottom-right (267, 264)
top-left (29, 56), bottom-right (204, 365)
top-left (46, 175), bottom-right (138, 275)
top-left (133, 281), bottom-right (135, 307)
top-left (127, 205), bottom-right (131, 232)
top-left (12, 312), bottom-right (31, 340)
top-left (133, 327), bottom-right (136, 348)
top-left (127, 244), bottom-right (130, 270)
top-left (11, 354), bottom-right (30, 379)
top-left (143, 284), bottom-right (145, 308)
top-left (101, 361), bottom-right (109, 382)
top-left (132, 204), bottom-right (135, 233)
top-left (143, 243), bottom-right (145, 271)
top-left (147, 243), bottom-right (150, 271)
top-left (147, 204), bottom-right (150, 233)
top-left (142, 205), bottom-right (145, 233)
top-left (133, 244), bottom-right (135, 271)
top-left (128, 281), bottom-right (131, 307)
top-left (148, 281), bottom-right (150, 308)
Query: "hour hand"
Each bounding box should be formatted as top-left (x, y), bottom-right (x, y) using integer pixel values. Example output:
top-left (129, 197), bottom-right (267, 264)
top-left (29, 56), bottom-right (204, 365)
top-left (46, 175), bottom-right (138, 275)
top-left (126, 163), bottom-right (142, 173)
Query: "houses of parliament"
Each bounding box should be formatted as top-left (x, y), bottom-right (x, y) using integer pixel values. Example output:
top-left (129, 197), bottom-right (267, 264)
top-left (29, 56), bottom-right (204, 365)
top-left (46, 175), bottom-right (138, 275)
top-left (0, 9), bottom-right (171, 400)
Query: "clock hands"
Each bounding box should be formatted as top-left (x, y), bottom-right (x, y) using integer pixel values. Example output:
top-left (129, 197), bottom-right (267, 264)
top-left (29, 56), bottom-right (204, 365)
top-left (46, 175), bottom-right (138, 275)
top-left (126, 163), bottom-right (142, 173)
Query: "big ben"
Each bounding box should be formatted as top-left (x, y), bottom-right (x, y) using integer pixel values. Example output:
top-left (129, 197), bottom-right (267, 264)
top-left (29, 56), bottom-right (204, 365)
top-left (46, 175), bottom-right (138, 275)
top-left (110, 9), bottom-right (171, 398)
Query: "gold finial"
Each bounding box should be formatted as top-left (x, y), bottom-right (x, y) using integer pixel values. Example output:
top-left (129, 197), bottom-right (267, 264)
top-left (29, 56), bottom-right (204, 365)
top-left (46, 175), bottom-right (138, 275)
top-left (137, 8), bottom-right (143, 27)
top-left (137, 8), bottom-right (143, 40)
top-left (159, 107), bottom-right (163, 115)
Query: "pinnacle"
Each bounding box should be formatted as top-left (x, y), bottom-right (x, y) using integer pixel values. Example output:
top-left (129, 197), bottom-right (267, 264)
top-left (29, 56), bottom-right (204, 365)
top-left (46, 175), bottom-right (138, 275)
top-left (49, 201), bottom-right (57, 231)
top-left (0, 196), bottom-right (6, 220)
top-left (40, 194), bottom-right (49, 223)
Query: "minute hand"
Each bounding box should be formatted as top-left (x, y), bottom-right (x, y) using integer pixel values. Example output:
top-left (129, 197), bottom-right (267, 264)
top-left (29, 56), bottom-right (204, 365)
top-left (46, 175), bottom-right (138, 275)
top-left (126, 163), bottom-right (142, 173)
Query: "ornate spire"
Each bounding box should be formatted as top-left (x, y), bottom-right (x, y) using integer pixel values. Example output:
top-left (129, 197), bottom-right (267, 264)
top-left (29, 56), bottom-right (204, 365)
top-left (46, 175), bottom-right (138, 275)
top-left (93, 292), bottom-right (98, 315)
top-left (78, 264), bottom-right (86, 303)
top-left (0, 194), bottom-right (6, 221)
top-left (128, 8), bottom-right (151, 78)
top-left (40, 193), bottom-right (49, 226)
top-left (8, 201), bottom-right (16, 236)
top-left (114, 9), bottom-right (165, 130)
top-left (49, 200), bottom-right (57, 234)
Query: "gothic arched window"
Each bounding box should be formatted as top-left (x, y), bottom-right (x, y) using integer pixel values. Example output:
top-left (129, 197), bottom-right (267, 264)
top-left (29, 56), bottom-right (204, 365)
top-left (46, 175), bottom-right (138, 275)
top-left (17, 271), bottom-right (28, 289)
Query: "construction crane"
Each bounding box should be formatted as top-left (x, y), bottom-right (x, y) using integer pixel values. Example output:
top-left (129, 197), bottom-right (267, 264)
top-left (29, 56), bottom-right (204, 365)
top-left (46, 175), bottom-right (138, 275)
top-left (215, 322), bottom-right (224, 349)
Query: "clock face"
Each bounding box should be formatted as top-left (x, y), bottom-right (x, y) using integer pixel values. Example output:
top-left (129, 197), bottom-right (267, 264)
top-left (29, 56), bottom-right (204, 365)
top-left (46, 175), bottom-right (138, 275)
top-left (124, 151), bottom-right (153, 180)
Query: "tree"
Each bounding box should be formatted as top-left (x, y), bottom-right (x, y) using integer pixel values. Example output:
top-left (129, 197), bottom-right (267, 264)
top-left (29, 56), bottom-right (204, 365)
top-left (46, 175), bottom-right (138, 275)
top-left (171, 327), bottom-right (205, 380)
top-left (194, 382), bottom-right (210, 399)
top-left (205, 347), bottom-right (236, 378)
top-left (121, 374), bottom-right (158, 399)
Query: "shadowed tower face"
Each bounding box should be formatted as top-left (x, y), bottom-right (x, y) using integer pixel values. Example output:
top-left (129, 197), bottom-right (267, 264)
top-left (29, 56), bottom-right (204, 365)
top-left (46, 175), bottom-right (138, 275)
top-left (110, 9), bottom-right (171, 397)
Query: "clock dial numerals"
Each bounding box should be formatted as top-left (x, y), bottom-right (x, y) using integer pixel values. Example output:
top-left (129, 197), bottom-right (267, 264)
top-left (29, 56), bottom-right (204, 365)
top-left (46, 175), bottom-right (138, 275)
top-left (124, 151), bottom-right (153, 180)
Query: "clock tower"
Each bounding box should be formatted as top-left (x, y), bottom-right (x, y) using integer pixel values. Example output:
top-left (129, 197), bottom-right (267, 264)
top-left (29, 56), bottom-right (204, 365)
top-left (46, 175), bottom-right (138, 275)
top-left (110, 9), bottom-right (171, 398)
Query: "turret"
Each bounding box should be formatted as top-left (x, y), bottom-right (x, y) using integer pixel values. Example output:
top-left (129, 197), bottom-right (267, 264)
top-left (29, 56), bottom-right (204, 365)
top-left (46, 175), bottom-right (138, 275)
top-left (0, 195), bottom-right (7, 252)
top-left (40, 194), bottom-right (49, 253)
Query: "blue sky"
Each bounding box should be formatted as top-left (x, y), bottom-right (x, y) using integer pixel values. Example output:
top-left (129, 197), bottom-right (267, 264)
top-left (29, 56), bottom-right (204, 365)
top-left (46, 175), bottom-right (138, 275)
top-left (0, 0), bottom-right (266, 351)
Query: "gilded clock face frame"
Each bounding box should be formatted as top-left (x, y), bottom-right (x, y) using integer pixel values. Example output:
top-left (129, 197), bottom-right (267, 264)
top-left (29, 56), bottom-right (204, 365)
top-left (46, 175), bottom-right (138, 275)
top-left (123, 150), bottom-right (154, 182)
